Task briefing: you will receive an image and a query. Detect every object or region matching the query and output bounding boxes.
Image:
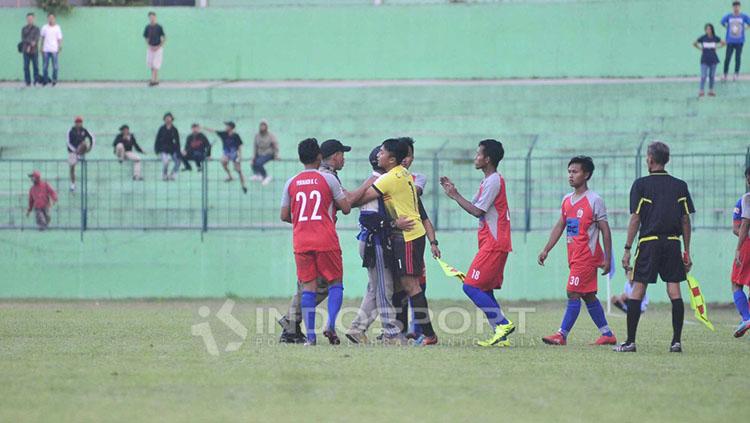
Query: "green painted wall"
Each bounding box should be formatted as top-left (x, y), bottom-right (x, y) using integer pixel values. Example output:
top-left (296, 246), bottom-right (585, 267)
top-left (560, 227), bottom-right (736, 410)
top-left (0, 229), bottom-right (735, 303)
top-left (0, 1), bottom-right (735, 81)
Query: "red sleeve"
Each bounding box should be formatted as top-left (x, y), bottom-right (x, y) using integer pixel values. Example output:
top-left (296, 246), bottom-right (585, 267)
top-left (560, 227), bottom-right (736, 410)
top-left (47, 183), bottom-right (58, 202)
top-left (28, 189), bottom-right (33, 210)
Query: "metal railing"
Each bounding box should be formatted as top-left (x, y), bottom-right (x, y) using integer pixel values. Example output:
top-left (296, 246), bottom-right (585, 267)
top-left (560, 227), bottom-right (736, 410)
top-left (2, 143), bottom-right (748, 234)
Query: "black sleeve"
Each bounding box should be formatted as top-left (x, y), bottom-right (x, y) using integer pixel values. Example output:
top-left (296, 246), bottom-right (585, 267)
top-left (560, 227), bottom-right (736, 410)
top-left (629, 179), bottom-right (642, 214)
top-left (236, 135), bottom-right (243, 146)
top-left (143, 26), bottom-right (148, 38)
top-left (159, 25), bottom-right (165, 37)
top-left (418, 198), bottom-right (429, 221)
top-left (113, 135), bottom-right (120, 148)
top-left (133, 136), bottom-right (144, 153)
top-left (201, 135), bottom-right (211, 155)
top-left (680, 181), bottom-right (696, 215)
top-left (173, 128), bottom-right (180, 146)
top-left (154, 127), bottom-right (162, 153)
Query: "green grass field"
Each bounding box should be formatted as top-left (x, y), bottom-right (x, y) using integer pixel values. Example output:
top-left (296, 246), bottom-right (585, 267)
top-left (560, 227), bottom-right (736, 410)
top-left (0, 299), bottom-right (744, 422)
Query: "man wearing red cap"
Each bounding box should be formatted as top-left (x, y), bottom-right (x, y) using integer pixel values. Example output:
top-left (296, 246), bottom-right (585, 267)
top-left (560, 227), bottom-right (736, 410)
top-left (26, 170), bottom-right (57, 230)
top-left (67, 116), bottom-right (95, 192)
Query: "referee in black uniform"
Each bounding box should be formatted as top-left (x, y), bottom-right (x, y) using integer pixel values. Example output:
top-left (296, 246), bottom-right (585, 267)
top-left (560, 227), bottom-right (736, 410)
top-left (617, 141), bottom-right (695, 353)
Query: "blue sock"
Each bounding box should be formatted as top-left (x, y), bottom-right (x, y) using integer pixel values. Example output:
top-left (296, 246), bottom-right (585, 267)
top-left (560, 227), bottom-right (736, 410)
top-left (483, 289), bottom-right (509, 325)
top-left (301, 291), bottom-right (317, 342)
top-left (734, 289), bottom-right (750, 321)
top-left (327, 284), bottom-right (343, 332)
top-left (463, 284), bottom-right (507, 327)
top-left (585, 299), bottom-right (613, 336)
top-left (559, 298), bottom-right (581, 338)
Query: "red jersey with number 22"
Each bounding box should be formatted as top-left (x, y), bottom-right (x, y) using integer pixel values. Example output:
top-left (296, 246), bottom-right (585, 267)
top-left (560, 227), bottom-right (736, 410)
top-left (281, 170), bottom-right (345, 253)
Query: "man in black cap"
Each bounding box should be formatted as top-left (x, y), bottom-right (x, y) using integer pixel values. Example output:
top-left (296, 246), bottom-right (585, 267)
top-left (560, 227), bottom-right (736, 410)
top-left (277, 139), bottom-right (352, 344)
top-left (617, 141), bottom-right (694, 353)
top-left (113, 124), bottom-right (144, 181)
top-left (205, 121), bottom-right (247, 194)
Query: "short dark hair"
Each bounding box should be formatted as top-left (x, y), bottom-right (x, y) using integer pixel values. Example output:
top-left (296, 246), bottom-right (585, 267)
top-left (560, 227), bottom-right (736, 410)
top-left (298, 138), bottom-right (320, 165)
top-left (382, 138), bottom-right (409, 165)
top-left (26, 12), bottom-right (34, 17)
top-left (478, 139), bottom-right (504, 168)
top-left (148, 11), bottom-right (156, 16)
top-left (163, 112), bottom-right (173, 121)
top-left (647, 141), bottom-right (670, 165)
top-left (568, 156), bottom-right (595, 180)
top-left (398, 137), bottom-right (415, 154)
top-left (733, 1), bottom-right (741, 7)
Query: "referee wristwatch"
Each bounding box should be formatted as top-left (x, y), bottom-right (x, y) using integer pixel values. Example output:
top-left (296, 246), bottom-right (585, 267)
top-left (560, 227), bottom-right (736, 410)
top-left (430, 240), bottom-right (439, 246)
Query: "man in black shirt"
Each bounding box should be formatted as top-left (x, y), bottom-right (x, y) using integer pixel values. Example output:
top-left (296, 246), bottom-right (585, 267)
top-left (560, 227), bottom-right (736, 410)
top-left (183, 123), bottom-right (211, 172)
top-left (113, 125), bottom-right (144, 181)
top-left (143, 11), bottom-right (165, 87)
top-left (154, 112), bottom-right (181, 181)
top-left (205, 122), bottom-right (248, 194)
top-left (67, 116), bottom-right (95, 192)
top-left (617, 141), bottom-right (695, 353)
top-left (21, 12), bottom-right (40, 86)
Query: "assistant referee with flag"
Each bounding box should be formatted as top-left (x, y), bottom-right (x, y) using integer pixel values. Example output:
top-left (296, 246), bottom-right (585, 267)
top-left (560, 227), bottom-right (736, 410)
top-left (617, 141), bottom-right (695, 353)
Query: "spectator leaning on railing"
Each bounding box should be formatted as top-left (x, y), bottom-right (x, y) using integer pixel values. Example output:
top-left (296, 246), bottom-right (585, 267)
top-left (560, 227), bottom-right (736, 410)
top-left (67, 116), bottom-right (94, 192)
top-left (252, 119), bottom-right (279, 186)
top-left (20, 12), bottom-right (40, 87)
top-left (154, 112), bottom-right (182, 181)
top-left (113, 125), bottom-right (145, 181)
top-left (182, 123), bottom-right (211, 172)
top-left (26, 170), bottom-right (57, 231)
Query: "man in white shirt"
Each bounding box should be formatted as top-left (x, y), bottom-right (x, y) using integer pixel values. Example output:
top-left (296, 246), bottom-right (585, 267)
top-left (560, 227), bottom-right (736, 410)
top-left (40, 13), bottom-right (62, 86)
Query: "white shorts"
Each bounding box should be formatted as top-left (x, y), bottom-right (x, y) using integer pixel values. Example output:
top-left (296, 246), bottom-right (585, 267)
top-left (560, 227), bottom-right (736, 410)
top-left (147, 47), bottom-right (163, 70)
top-left (68, 152), bottom-right (79, 166)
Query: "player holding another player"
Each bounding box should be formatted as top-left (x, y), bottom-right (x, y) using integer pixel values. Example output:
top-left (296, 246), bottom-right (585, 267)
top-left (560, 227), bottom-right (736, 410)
top-left (731, 166), bottom-right (750, 337)
top-left (349, 139), bottom-right (439, 346)
top-left (280, 138), bottom-right (351, 346)
top-left (537, 156), bottom-right (617, 346)
top-left (440, 139), bottom-right (515, 348)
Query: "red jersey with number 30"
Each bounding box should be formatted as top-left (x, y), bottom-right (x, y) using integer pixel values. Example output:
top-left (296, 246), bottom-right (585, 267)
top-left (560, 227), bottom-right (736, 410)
top-left (281, 169), bottom-right (345, 253)
top-left (562, 190), bottom-right (607, 268)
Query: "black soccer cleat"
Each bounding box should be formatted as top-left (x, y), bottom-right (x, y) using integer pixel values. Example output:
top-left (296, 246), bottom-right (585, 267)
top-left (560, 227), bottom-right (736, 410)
top-left (669, 342), bottom-right (682, 353)
top-left (613, 342), bottom-right (637, 353)
top-left (323, 330), bottom-right (341, 345)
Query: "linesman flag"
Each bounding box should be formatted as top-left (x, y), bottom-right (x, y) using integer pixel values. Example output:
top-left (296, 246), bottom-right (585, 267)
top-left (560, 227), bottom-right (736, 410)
top-left (435, 257), bottom-right (465, 282)
top-left (686, 274), bottom-right (715, 331)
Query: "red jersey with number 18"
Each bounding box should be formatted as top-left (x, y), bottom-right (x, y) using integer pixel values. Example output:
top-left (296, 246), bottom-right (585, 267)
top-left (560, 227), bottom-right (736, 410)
top-left (281, 169), bottom-right (345, 253)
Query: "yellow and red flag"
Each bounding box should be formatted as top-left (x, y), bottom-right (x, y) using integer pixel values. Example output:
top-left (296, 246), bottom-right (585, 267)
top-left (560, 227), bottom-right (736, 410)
top-left (435, 257), bottom-right (465, 282)
top-left (686, 274), bottom-right (715, 331)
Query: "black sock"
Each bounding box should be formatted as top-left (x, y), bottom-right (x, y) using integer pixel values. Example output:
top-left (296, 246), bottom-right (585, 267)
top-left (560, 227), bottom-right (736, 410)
top-left (409, 291), bottom-right (435, 337)
top-left (626, 299), bottom-right (642, 344)
top-left (392, 290), bottom-right (408, 334)
top-left (671, 299), bottom-right (684, 344)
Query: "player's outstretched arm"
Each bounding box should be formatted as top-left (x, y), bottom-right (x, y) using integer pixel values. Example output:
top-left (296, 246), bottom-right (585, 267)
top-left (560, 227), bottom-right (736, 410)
top-left (347, 177), bottom-right (379, 207)
top-left (334, 197), bottom-right (351, 216)
top-left (598, 219), bottom-right (613, 275)
top-left (622, 213), bottom-right (641, 272)
top-left (280, 206), bottom-right (291, 223)
top-left (439, 176), bottom-right (484, 217)
top-left (538, 215), bottom-right (565, 266)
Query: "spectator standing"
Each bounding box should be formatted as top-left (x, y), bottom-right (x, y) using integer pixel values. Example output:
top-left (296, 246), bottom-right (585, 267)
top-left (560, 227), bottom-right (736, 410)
top-left (20, 12), bottom-right (40, 87)
top-left (252, 119), bottom-right (279, 186)
top-left (154, 112), bottom-right (181, 181)
top-left (143, 11), bottom-right (165, 87)
top-left (721, 1), bottom-right (750, 81)
top-left (694, 23), bottom-right (725, 97)
top-left (183, 123), bottom-right (211, 172)
top-left (205, 122), bottom-right (248, 194)
top-left (67, 116), bottom-right (94, 192)
top-left (113, 125), bottom-right (144, 181)
top-left (26, 170), bottom-right (57, 231)
top-left (40, 13), bottom-right (62, 86)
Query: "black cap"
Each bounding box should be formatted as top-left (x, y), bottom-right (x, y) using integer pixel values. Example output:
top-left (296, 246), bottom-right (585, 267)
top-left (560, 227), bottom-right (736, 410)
top-left (320, 139), bottom-right (351, 158)
top-left (119, 124), bottom-right (129, 131)
top-left (224, 121), bottom-right (236, 129)
top-left (369, 146), bottom-right (383, 172)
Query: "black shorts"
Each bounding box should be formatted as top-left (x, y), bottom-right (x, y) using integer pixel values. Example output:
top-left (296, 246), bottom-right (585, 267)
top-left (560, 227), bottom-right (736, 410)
top-left (632, 236), bottom-right (687, 284)
top-left (391, 234), bottom-right (426, 277)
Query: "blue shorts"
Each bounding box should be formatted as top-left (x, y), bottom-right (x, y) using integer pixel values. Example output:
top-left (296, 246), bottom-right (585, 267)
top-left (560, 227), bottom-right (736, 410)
top-left (223, 150), bottom-right (238, 162)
